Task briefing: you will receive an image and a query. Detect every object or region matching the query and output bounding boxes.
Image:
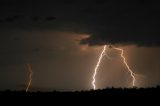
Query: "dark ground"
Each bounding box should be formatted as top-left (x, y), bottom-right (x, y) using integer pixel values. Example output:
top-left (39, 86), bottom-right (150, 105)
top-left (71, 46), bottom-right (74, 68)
top-left (0, 87), bottom-right (160, 104)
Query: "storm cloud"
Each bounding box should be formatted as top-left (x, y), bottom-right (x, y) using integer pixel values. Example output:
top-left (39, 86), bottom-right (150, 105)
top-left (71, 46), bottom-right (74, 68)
top-left (0, 0), bottom-right (160, 90)
top-left (78, 1), bottom-right (160, 47)
top-left (1, 0), bottom-right (160, 46)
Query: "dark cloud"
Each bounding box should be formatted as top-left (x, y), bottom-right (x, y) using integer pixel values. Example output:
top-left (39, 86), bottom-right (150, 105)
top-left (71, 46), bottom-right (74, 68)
top-left (80, 34), bottom-right (160, 47)
top-left (1, 0), bottom-right (160, 47)
top-left (77, 1), bottom-right (160, 47)
top-left (4, 17), bottom-right (16, 22)
top-left (0, 15), bottom-right (23, 22)
top-left (32, 16), bottom-right (39, 22)
top-left (32, 16), bottom-right (56, 22)
top-left (13, 36), bottom-right (21, 41)
top-left (12, 15), bottom-right (22, 20)
top-left (0, 16), bottom-right (56, 23)
top-left (45, 16), bottom-right (56, 21)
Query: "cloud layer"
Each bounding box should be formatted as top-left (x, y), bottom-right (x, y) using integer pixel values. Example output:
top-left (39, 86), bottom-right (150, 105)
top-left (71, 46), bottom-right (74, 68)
top-left (1, 0), bottom-right (160, 47)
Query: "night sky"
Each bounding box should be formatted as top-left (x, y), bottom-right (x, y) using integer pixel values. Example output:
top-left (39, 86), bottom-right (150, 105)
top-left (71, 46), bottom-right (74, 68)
top-left (0, 0), bottom-right (160, 91)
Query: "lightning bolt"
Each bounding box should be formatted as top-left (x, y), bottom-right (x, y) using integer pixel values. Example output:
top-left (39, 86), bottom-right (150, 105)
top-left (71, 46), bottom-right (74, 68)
top-left (113, 47), bottom-right (136, 86)
top-left (26, 64), bottom-right (33, 92)
top-left (92, 45), bottom-right (107, 90)
top-left (92, 45), bottom-right (139, 90)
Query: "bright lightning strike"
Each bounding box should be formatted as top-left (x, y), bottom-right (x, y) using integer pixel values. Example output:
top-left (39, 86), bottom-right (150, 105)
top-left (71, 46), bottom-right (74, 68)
top-left (113, 47), bottom-right (136, 86)
top-left (92, 45), bottom-right (139, 90)
top-left (92, 45), bottom-right (107, 90)
top-left (26, 64), bottom-right (33, 92)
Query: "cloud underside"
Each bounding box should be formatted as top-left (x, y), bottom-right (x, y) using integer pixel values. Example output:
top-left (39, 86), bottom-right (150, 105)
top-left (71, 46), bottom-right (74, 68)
top-left (1, 0), bottom-right (160, 47)
top-left (80, 32), bottom-right (160, 47)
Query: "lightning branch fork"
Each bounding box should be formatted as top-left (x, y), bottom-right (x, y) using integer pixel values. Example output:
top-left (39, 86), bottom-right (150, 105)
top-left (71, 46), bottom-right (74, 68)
top-left (92, 45), bottom-right (138, 90)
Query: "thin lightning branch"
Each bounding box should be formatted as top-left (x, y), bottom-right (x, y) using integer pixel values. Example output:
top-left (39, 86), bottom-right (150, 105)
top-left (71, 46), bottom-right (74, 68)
top-left (26, 64), bottom-right (33, 92)
top-left (92, 45), bottom-right (107, 90)
top-left (104, 46), bottom-right (112, 60)
top-left (113, 47), bottom-right (136, 86)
